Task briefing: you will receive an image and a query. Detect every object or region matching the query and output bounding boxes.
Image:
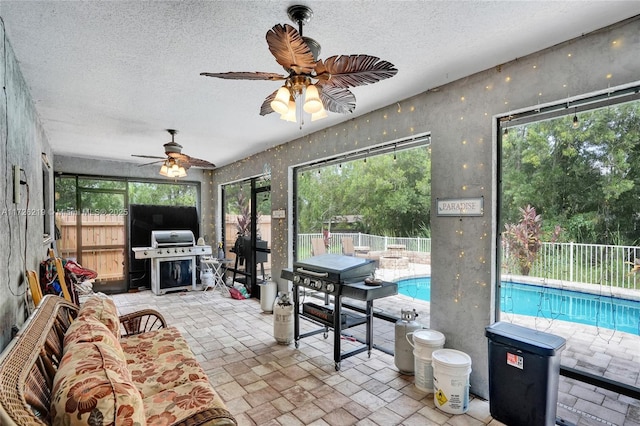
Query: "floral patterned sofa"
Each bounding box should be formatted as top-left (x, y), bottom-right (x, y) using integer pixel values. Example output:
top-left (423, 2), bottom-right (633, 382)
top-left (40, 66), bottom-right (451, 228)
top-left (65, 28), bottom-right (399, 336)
top-left (0, 295), bottom-right (236, 426)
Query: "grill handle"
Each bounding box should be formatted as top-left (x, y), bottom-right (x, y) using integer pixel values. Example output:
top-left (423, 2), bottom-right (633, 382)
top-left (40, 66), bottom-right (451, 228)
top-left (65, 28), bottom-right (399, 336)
top-left (295, 268), bottom-right (329, 278)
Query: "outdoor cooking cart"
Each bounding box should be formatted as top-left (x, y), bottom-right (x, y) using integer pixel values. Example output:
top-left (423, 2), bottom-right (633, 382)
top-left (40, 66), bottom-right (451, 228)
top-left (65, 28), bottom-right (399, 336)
top-left (281, 254), bottom-right (398, 370)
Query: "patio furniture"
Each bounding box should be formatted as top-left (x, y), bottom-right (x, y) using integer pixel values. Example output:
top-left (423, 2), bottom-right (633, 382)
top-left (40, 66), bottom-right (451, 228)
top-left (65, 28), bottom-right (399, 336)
top-left (311, 238), bottom-right (326, 256)
top-left (0, 294), bottom-right (237, 426)
top-left (342, 237), bottom-right (355, 256)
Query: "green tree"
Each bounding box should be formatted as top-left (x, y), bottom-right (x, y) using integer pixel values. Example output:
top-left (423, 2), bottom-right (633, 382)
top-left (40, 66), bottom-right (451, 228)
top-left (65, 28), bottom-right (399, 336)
top-left (54, 177), bottom-right (197, 211)
top-left (129, 182), bottom-right (197, 206)
top-left (296, 145), bottom-right (431, 237)
top-left (501, 101), bottom-right (640, 245)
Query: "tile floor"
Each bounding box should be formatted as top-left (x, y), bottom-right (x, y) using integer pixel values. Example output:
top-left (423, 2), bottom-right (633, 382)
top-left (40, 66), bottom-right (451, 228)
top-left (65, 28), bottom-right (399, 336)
top-left (110, 285), bottom-right (639, 426)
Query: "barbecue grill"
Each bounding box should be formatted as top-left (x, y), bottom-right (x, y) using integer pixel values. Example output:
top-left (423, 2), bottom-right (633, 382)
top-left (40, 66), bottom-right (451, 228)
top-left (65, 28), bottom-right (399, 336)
top-left (132, 230), bottom-right (211, 295)
top-left (281, 254), bottom-right (398, 370)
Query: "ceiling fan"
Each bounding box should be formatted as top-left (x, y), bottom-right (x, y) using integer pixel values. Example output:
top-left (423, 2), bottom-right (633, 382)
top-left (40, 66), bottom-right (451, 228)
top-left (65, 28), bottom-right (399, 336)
top-left (132, 129), bottom-right (215, 177)
top-left (200, 4), bottom-right (398, 123)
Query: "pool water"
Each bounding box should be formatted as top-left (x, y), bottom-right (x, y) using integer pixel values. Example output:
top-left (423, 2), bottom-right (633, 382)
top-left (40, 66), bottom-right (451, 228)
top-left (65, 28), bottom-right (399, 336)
top-left (398, 277), bottom-right (640, 335)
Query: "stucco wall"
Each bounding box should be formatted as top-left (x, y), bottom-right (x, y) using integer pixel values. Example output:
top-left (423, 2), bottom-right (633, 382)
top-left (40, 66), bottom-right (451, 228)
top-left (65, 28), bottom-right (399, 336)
top-left (210, 16), bottom-right (640, 398)
top-left (0, 29), bottom-right (54, 351)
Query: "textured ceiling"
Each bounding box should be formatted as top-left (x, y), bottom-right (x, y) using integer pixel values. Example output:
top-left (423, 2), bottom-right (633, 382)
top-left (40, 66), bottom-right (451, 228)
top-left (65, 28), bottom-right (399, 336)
top-left (1, 1), bottom-right (639, 169)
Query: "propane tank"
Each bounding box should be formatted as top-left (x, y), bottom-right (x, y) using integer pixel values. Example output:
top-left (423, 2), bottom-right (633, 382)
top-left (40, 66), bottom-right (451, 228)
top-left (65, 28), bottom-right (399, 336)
top-left (260, 278), bottom-right (277, 313)
top-left (273, 292), bottom-right (294, 344)
top-left (394, 308), bottom-right (422, 374)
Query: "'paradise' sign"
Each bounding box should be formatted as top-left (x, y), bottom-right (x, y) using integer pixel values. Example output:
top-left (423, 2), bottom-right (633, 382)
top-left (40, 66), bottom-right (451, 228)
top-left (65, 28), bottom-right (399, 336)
top-left (437, 197), bottom-right (484, 216)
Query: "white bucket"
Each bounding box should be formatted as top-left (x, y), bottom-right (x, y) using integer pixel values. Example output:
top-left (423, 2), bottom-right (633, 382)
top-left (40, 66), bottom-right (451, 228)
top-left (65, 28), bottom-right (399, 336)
top-left (406, 329), bottom-right (445, 393)
top-left (432, 349), bottom-right (472, 414)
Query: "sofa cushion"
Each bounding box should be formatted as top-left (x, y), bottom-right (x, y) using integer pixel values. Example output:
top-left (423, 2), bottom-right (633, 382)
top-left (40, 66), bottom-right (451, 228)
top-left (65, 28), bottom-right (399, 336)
top-left (143, 380), bottom-right (227, 426)
top-left (121, 327), bottom-right (210, 399)
top-left (64, 317), bottom-right (124, 358)
top-left (77, 295), bottom-right (121, 337)
top-left (51, 341), bottom-right (146, 425)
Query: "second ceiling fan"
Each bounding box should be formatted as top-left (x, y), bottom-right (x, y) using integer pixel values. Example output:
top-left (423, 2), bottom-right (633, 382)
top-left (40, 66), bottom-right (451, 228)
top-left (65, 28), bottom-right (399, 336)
top-left (200, 4), bottom-right (398, 123)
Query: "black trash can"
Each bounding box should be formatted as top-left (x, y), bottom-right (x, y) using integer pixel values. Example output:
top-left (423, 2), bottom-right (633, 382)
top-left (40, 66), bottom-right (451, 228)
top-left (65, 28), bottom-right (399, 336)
top-left (485, 322), bottom-right (566, 426)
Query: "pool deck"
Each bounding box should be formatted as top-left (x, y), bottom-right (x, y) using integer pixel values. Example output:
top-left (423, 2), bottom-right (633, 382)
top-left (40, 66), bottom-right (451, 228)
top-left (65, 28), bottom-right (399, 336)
top-left (372, 264), bottom-right (640, 426)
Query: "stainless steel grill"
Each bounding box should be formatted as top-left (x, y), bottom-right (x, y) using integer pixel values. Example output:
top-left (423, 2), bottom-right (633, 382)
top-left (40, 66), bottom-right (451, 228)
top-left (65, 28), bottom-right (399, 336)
top-left (132, 230), bottom-right (211, 295)
top-left (152, 230), bottom-right (195, 247)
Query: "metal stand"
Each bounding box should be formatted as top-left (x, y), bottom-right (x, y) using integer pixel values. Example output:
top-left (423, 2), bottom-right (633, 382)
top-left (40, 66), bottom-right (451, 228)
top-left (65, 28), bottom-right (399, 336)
top-left (201, 258), bottom-right (231, 296)
top-left (293, 286), bottom-right (373, 371)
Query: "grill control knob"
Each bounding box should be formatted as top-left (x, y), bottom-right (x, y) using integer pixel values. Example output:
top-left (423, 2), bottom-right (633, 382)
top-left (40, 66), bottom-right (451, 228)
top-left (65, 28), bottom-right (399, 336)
top-left (326, 283), bottom-right (335, 293)
top-left (303, 278), bottom-right (311, 286)
top-left (315, 281), bottom-right (323, 290)
top-left (293, 275), bottom-right (300, 283)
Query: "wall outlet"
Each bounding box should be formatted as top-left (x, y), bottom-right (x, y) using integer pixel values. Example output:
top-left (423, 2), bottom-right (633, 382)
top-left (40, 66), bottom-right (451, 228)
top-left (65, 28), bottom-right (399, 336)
top-left (13, 164), bottom-right (20, 204)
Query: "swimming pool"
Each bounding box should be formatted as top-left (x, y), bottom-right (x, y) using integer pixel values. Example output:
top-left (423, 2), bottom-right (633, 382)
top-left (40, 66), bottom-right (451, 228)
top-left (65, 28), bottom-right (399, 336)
top-left (397, 277), bottom-right (640, 335)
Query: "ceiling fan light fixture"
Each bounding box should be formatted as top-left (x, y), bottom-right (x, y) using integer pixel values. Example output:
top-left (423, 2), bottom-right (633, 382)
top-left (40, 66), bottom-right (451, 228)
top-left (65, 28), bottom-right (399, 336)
top-left (303, 84), bottom-right (322, 114)
top-left (200, 4), bottom-right (397, 127)
top-left (280, 98), bottom-right (297, 122)
top-left (159, 161), bottom-right (170, 176)
top-left (311, 105), bottom-right (328, 121)
top-left (136, 129), bottom-right (214, 174)
top-left (271, 86), bottom-right (291, 114)
top-left (169, 162), bottom-right (187, 178)
top-left (159, 158), bottom-right (188, 178)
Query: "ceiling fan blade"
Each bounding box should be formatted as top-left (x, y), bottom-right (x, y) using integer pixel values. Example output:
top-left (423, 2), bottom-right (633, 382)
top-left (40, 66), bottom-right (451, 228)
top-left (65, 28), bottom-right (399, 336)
top-left (315, 55), bottom-right (398, 88)
top-left (319, 86), bottom-right (356, 114)
top-left (266, 24), bottom-right (316, 74)
top-left (260, 90), bottom-right (278, 116)
top-left (185, 155), bottom-right (216, 169)
top-left (200, 71), bottom-right (287, 81)
top-left (171, 152), bottom-right (215, 169)
top-left (131, 154), bottom-right (165, 160)
top-left (137, 159), bottom-right (166, 167)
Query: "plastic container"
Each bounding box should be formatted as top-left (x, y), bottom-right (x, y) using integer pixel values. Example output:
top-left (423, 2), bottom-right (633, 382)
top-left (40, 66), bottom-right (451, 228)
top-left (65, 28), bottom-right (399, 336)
top-left (432, 349), bottom-right (472, 414)
top-left (485, 322), bottom-right (566, 426)
top-left (259, 280), bottom-right (277, 313)
top-left (406, 329), bottom-right (445, 392)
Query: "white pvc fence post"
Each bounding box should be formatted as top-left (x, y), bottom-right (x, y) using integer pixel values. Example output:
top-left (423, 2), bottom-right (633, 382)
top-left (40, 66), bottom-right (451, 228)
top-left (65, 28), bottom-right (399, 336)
top-left (570, 241), bottom-right (574, 283)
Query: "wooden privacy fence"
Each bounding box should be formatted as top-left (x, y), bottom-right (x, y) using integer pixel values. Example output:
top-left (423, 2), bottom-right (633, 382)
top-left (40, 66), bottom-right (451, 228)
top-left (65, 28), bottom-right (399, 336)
top-left (55, 213), bottom-right (125, 281)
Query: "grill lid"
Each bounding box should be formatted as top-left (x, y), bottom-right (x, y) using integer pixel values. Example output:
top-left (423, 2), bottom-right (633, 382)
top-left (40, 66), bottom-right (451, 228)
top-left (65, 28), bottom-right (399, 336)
top-left (151, 230), bottom-right (195, 248)
top-left (294, 254), bottom-right (375, 282)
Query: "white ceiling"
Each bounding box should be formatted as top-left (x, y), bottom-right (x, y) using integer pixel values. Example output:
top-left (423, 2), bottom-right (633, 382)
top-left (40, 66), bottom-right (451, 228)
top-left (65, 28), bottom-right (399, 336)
top-left (1, 1), bottom-right (639, 169)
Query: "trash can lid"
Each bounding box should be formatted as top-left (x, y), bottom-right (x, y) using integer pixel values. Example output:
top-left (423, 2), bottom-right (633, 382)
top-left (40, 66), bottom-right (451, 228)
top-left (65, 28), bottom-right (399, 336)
top-left (485, 322), bottom-right (566, 356)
